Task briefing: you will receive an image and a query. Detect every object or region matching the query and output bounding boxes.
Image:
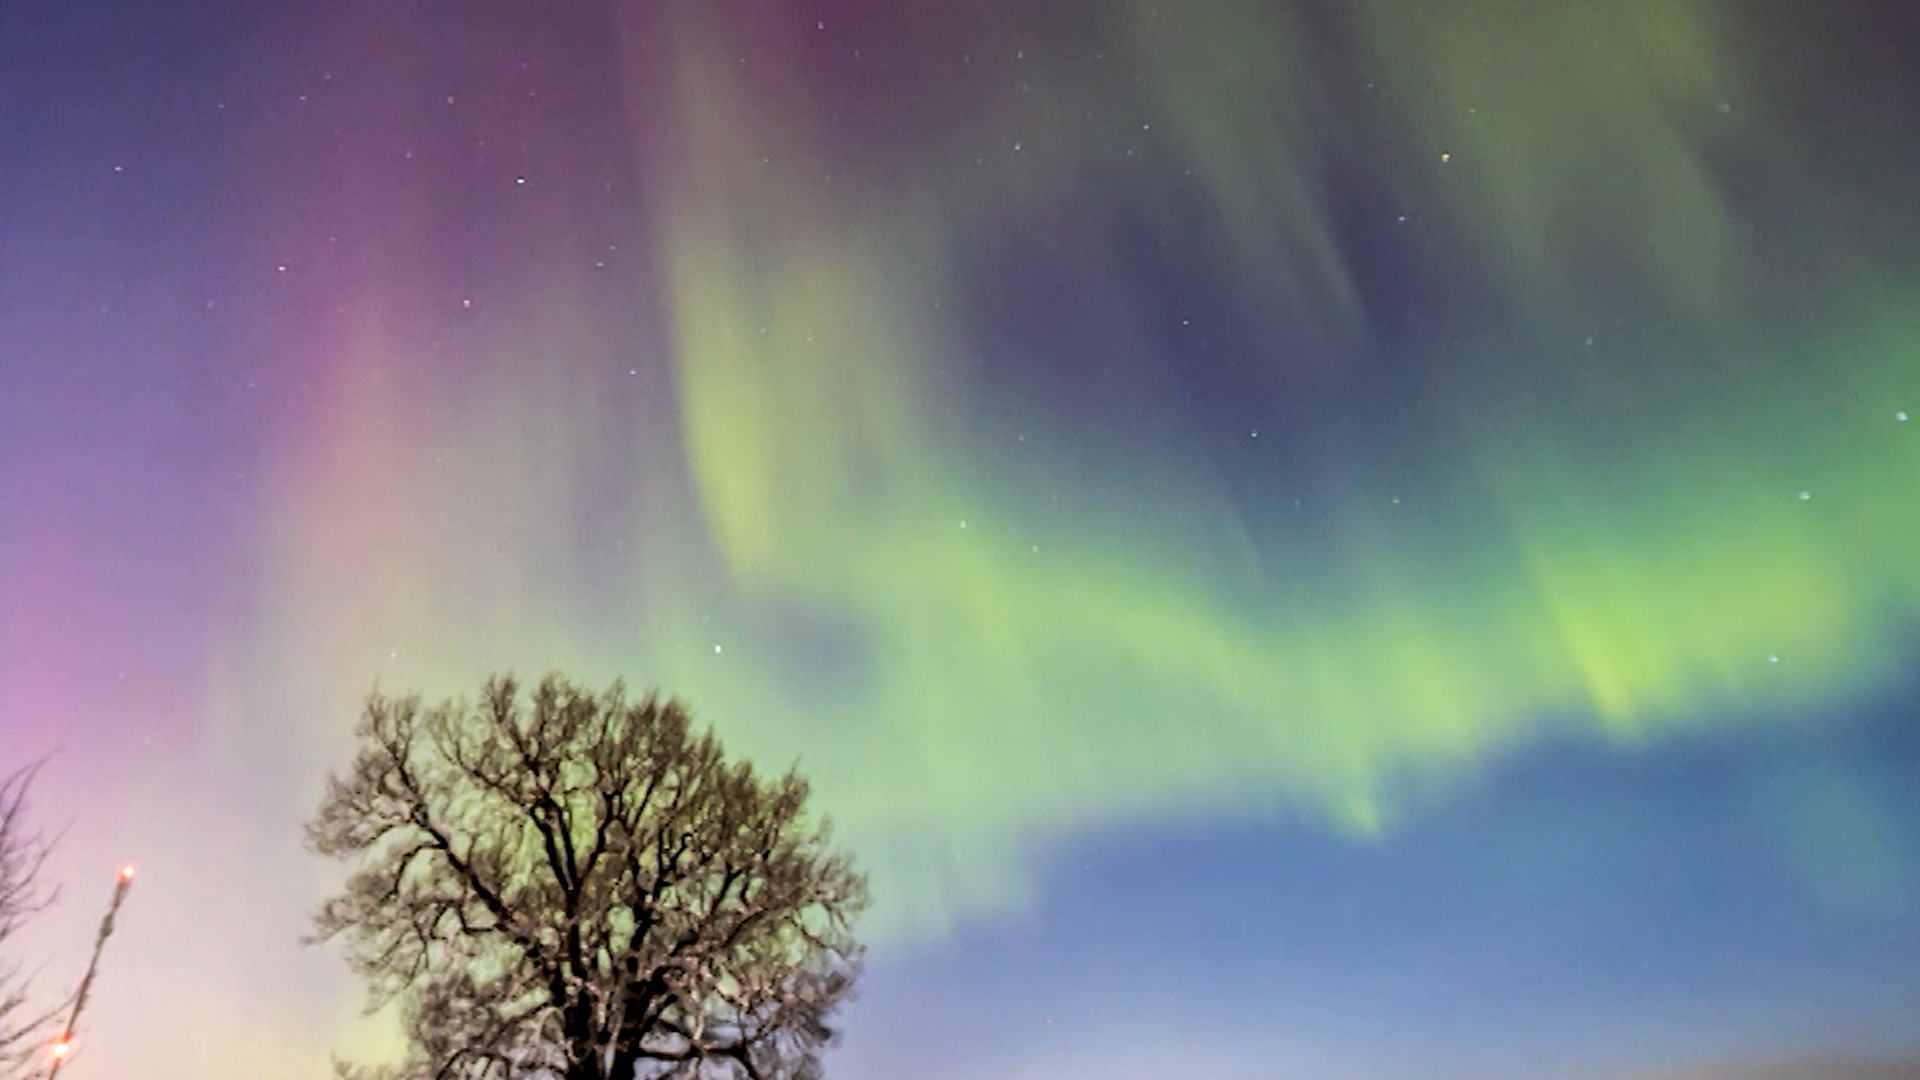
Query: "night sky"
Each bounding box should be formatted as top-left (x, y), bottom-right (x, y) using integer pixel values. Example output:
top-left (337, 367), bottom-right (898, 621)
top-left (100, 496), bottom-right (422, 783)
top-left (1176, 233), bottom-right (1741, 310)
top-left (4, 1), bottom-right (1920, 1078)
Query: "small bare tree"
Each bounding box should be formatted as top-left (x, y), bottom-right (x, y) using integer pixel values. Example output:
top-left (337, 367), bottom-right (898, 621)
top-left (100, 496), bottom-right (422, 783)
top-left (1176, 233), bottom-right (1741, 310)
top-left (308, 675), bottom-right (867, 1080)
top-left (0, 763), bottom-right (56, 1080)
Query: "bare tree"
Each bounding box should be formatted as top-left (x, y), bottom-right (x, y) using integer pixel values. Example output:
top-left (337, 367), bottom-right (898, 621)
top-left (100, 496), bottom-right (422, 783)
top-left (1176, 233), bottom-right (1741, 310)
top-left (0, 763), bottom-right (56, 1080)
top-left (308, 675), bottom-right (867, 1080)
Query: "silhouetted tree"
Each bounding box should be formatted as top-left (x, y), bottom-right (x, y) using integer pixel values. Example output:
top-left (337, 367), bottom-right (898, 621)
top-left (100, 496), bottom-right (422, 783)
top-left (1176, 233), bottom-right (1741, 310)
top-left (0, 764), bottom-right (56, 1079)
top-left (308, 675), bottom-right (867, 1080)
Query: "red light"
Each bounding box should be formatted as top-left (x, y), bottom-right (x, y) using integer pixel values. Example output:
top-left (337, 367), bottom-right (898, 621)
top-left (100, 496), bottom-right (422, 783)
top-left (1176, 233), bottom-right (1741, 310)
top-left (117, 864), bottom-right (135, 882)
top-left (50, 1038), bottom-right (71, 1060)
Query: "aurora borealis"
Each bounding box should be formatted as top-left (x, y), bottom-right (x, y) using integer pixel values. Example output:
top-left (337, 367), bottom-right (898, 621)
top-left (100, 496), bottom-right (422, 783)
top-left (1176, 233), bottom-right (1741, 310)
top-left (3, 0), bottom-right (1920, 1076)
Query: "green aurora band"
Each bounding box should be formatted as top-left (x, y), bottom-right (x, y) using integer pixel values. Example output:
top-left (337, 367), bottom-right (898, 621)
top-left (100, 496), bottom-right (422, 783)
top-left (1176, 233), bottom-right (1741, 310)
top-left (247, 0), bottom-right (1919, 924)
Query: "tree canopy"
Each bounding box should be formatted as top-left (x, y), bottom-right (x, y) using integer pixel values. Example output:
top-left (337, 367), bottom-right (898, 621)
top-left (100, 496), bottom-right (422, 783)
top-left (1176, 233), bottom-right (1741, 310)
top-left (308, 675), bottom-right (867, 1080)
top-left (0, 764), bottom-right (55, 1080)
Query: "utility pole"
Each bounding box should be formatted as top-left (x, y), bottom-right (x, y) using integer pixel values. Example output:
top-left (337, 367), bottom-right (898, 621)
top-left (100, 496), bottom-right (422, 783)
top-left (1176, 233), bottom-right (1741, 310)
top-left (44, 864), bottom-right (134, 1079)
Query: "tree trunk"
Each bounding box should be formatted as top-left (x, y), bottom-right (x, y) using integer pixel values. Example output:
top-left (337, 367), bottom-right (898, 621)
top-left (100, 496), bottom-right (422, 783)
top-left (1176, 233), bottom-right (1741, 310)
top-left (563, 1002), bottom-right (605, 1080)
